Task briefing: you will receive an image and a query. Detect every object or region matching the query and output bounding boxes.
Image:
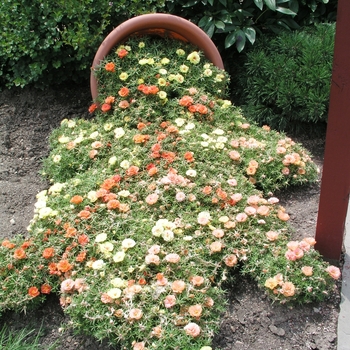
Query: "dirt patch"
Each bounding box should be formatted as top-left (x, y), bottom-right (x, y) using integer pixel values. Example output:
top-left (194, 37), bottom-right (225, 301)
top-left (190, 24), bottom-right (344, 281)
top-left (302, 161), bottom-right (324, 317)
top-left (0, 86), bottom-right (340, 349)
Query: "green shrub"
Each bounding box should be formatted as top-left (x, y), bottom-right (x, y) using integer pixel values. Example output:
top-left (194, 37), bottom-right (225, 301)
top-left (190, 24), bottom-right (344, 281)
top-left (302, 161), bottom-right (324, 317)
top-left (0, 0), bottom-right (165, 89)
top-left (166, 0), bottom-right (337, 52)
top-left (237, 23), bottom-right (335, 131)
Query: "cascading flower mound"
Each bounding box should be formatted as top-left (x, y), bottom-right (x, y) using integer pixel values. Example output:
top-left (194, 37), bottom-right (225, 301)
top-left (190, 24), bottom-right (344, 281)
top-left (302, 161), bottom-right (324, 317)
top-left (0, 36), bottom-right (340, 350)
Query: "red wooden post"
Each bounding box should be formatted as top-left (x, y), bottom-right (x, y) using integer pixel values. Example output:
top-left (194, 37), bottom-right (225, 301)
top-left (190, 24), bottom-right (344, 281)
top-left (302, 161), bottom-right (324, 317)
top-left (315, 0), bottom-right (350, 260)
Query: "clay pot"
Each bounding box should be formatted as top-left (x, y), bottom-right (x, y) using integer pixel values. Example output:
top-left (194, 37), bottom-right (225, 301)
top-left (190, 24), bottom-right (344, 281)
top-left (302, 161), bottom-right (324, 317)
top-left (90, 13), bottom-right (224, 101)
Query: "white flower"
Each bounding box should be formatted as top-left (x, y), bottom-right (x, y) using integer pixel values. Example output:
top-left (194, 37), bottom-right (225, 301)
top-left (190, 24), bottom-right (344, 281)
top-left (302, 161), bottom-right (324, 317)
top-left (89, 131), bottom-right (99, 139)
top-left (95, 233), bottom-right (107, 243)
top-left (74, 135), bottom-right (84, 144)
top-left (201, 141), bottom-right (209, 147)
top-left (118, 190), bottom-right (130, 197)
top-left (36, 190), bottom-right (47, 199)
top-left (67, 120), bottom-right (76, 128)
top-left (58, 135), bottom-right (70, 143)
top-left (215, 142), bottom-right (225, 149)
top-left (139, 58), bottom-right (148, 65)
top-left (38, 207), bottom-right (53, 219)
top-left (176, 49), bottom-right (185, 56)
top-left (186, 169), bottom-right (197, 177)
top-left (162, 230), bottom-right (174, 242)
top-left (159, 68), bottom-right (167, 75)
top-left (52, 155), bottom-right (61, 163)
top-left (92, 259), bottom-right (106, 270)
top-left (99, 242), bottom-right (114, 255)
top-left (87, 191), bottom-right (98, 202)
top-left (110, 278), bottom-right (127, 288)
top-left (114, 127), bottom-right (125, 139)
top-left (107, 288), bottom-right (122, 299)
top-left (212, 128), bottom-right (225, 135)
top-left (121, 238), bottom-right (136, 249)
top-left (48, 183), bottom-right (65, 194)
top-left (34, 200), bottom-right (46, 210)
top-left (219, 216), bottom-right (229, 223)
top-left (183, 236), bottom-right (193, 241)
top-left (120, 160), bottom-right (130, 169)
top-left (158, 91), bottom-right (167, 99)
top-left (201, 133), bottom-right (209, 139)
top-left (217, 136), bottom-right (228, 143)
top-left (104, 123), bottom-right (113, 131)
top-left (152, 225), bottom-right (164, 237)
top-left (109, 156), bottom-right (117, 165)
top-left (203, 69), bottom-right (212, 77)
top-left (113, 251), bottom-right (126, 262)
top-left (174, 118), bottom-right (186, 127)
top-left (185, 123), bottom-right (195, 130)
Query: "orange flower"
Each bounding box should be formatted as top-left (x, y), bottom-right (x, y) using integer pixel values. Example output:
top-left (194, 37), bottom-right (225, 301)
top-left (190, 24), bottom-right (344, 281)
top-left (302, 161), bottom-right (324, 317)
top-left (104, 95), bottom-right (115, 104)
top-left (281, 281), bottom-right (296, 297)
top-left (161, 151), bottom-right (176, 163)
top-left (326, 265), bottom-right (341, 280)
top-left (216, 188), bottom-right (227, 200)
top-left (179, 95), bottom-right (193, 107)
top-left (277, 208), bottom-right (290, 221)
top-left (57, 260), bottom-right (73, 273)
top-left (184, 151), bottom-right (194, 162)
top-left (89, 149), bottom-right (98, 159)
top-left (41, 284), bottom-right (52, 294)
top-left (166, 125), bottom-right (179, 134)
top-left (133, 134), bottom-right (150, 144)
top-left (117, 48), bottom-right (128, 58)
top-left (188, 304), bottom-right (202, 318)
top-left (196, 104), bottom-right (208, 114)
top-left (246, 166), bottom-right (257, 176)
top-left (48, 262), bottom-right (58, 274)
top-left (65, 226), bottom-right (77, 238)
top-left (137, 122), bottom-right (146, 130)
top-left (148, 167), bottom-right (158, 176)
top-left (14, 248), bottom-right (26, 260)
top-left (88, 103), bottom-right (98, 113)
top-left (105, 62), bottom-right (115, 72)
top-left (78, 210), bottom-right (91, 219)
top-left (70, 195), bottom-right (83, 205)
top-left (202, 186), bottom-right (212, 195)
top-left (127, 166), bottom-right (139, 176)
top-left (28, 286), bottom-right (40, 298)
top-left (101, 178), bottom-right (117, 190)
top-left (1, 240), bottom-right (16, 249)
top-left (118, 87), bottom-right (130, 97)
top-left (107, 199), bottom-right (120, 210)
top-left (101, 103), bottom-right (112, 112)
top-left (42, 247), bottom-right (55, 259)
top-left (76, 251), bottom-right (87, 262)
top-left (118, 203), bottom-right (130, 212)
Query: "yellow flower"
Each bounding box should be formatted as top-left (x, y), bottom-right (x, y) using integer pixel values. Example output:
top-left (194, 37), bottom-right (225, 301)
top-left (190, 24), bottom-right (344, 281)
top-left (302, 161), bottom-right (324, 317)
top-left (187, 51), bottom-right (200, 64)
top-left (264, 277), bottom-right (278, 290)
top-left (119, 72), bottom-right (128, 80)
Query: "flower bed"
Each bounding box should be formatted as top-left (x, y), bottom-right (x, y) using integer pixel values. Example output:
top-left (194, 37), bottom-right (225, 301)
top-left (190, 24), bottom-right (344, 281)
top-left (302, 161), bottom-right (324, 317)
top-left (0, 35), bottom-right (340, 350)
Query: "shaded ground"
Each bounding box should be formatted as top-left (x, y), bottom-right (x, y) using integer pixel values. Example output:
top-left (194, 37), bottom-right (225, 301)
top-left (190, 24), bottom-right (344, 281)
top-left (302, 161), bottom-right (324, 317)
top-left (0, 85), bottom-right (340, 349)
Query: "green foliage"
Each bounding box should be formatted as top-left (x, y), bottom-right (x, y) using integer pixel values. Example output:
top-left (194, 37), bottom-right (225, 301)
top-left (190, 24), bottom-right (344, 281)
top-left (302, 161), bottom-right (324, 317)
top-left (236, 23), bottom-right (335, 131)
top-left (165, 0), bottom-right (337, 52)
top-left (0, 0), bottom-right (165, 89)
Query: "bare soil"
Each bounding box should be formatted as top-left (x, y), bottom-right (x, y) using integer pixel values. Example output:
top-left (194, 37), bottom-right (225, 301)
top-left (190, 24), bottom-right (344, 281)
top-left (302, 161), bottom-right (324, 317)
top-left (0, 85), bottom-right (340, 349)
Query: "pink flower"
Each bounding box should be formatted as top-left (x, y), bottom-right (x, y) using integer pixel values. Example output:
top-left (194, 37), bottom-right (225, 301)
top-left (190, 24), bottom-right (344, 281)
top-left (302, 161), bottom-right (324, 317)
top-left (326, 265), bottom-right (341, 280)
top-left (266, 231), bottom-right (279, 241)
top-left (229, 150), bottom-right (241, 161)
top-left (287, 241), bottom-right (299, 251)
top-left (165, 253), bottom-right (181, 263)
top-left (230, 193), bottom-right (243, 204)
top-left (148, 245), bottom-right (161, 255)
top-left (282, 167), bottom-right (290, 175)
top-left (145, 254), bottom-right (160, 265)
top-left (299, 240), bottom-right (310, 252)
top-left (175, 192), bottom-right (186, 202)
top-left (184, 322), bottom-right (201, 337)
top-left (164, 294), bottom-right (176, 308)
top-left (212, 229), bottom-right (225, 238)
top-left (244, 206), bottom-right (257, 216)
top-left (227, 178), bottom-right (237, 186)
top-left (268, 197), bottom-right (279, 204)
top-left (294, 248), bottom-right (304, 259)
top-left (61, 279), bottom-right (75, 294)
top-left (129, 308), bottom-right (143, 320)
top-left (146, 193), bottom-right (159, 205)
top-left (247, 195), bottom-right (260, 206)
top-left (236, 213), bottom-right (248, 223)
top-left (285, 249), bottom-right (297, 261)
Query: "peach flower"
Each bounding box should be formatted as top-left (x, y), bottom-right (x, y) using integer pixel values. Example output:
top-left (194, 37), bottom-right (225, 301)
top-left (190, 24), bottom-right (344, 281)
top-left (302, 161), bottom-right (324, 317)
top-left (281, 281), bottom-right (296, 297)
top-left (188, 304), bottom-right (203, 318)
top-left (212, 229), bottom-right (225, 238)
top-left (129, 308), bottom-right (143, 320)
top-left (184, 322), bottom-right (201, 337)
top-left (303, 237), bottom-right (316, 246)
top-left (229, 150), bottom-right (241, 161)
top-left (210, 241), bottom-right (223, 253)
top-left (146, 193), bottom-right (159, 205)
top-left (224, 254), bottom-right (238, 267)
top-left (301, 266), bottom-right (313, 276)
top-left (148, 245), bottom-right (161, 255)
top-left (151, 326), bottom-right (163, 338)
top-left (133, 342), bottom-right (145, 350)
top-left (145, 254), bottom-right (160, 265)
top-left (244, 206), bottom-right (257, 216)
top-left (171, 280), bottom-right (186, 293)
top-left (61, 279), bottom-right (75, 294)
top-left (236, 213), bottom-right (248, 223)
top-left (191, 276), bottom-right (204, 286)
top-left (277, 208), bottom-right (290, 221)
top-left (266, 231), bottom-right (279, 241)
top-left (257, 205), bottom-right (270, 216)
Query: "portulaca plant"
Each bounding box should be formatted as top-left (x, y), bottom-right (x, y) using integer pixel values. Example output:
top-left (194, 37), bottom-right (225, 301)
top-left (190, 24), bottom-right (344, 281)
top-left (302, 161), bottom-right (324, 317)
top-left (0, 36), bottom-right (340, 350)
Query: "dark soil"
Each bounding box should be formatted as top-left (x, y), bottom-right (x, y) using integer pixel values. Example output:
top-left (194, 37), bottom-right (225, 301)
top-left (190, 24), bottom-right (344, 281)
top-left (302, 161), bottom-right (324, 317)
top-left (0, 85), bottom-right (340, 349)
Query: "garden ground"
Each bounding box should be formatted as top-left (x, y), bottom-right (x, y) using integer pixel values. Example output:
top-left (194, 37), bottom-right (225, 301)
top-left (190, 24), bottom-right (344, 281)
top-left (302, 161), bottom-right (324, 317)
top-left (0, 85), bottom-right (341, 349)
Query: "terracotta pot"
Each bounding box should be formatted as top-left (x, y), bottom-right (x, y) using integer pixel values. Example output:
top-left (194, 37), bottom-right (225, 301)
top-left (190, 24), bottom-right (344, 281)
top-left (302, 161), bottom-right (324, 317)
top-left (90, 13), bottom-right (224, 101)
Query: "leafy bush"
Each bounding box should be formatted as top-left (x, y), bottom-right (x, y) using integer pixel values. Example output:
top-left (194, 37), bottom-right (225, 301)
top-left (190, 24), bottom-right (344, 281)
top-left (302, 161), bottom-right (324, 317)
top-left (0, 0), bottom-right (165, 89)
top-left (166, 0), bottom-right (337, 52)
top-left (0, 36), bottom-right (340, 350)
top-left (237, 23), bottom-right (335, 131)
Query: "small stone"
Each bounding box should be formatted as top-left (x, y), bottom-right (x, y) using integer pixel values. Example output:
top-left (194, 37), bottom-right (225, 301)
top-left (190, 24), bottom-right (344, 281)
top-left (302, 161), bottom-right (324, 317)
top-left (10, 218), bottom-right (15, 225)
top-left (269, 324), bottom-right (285, 336)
